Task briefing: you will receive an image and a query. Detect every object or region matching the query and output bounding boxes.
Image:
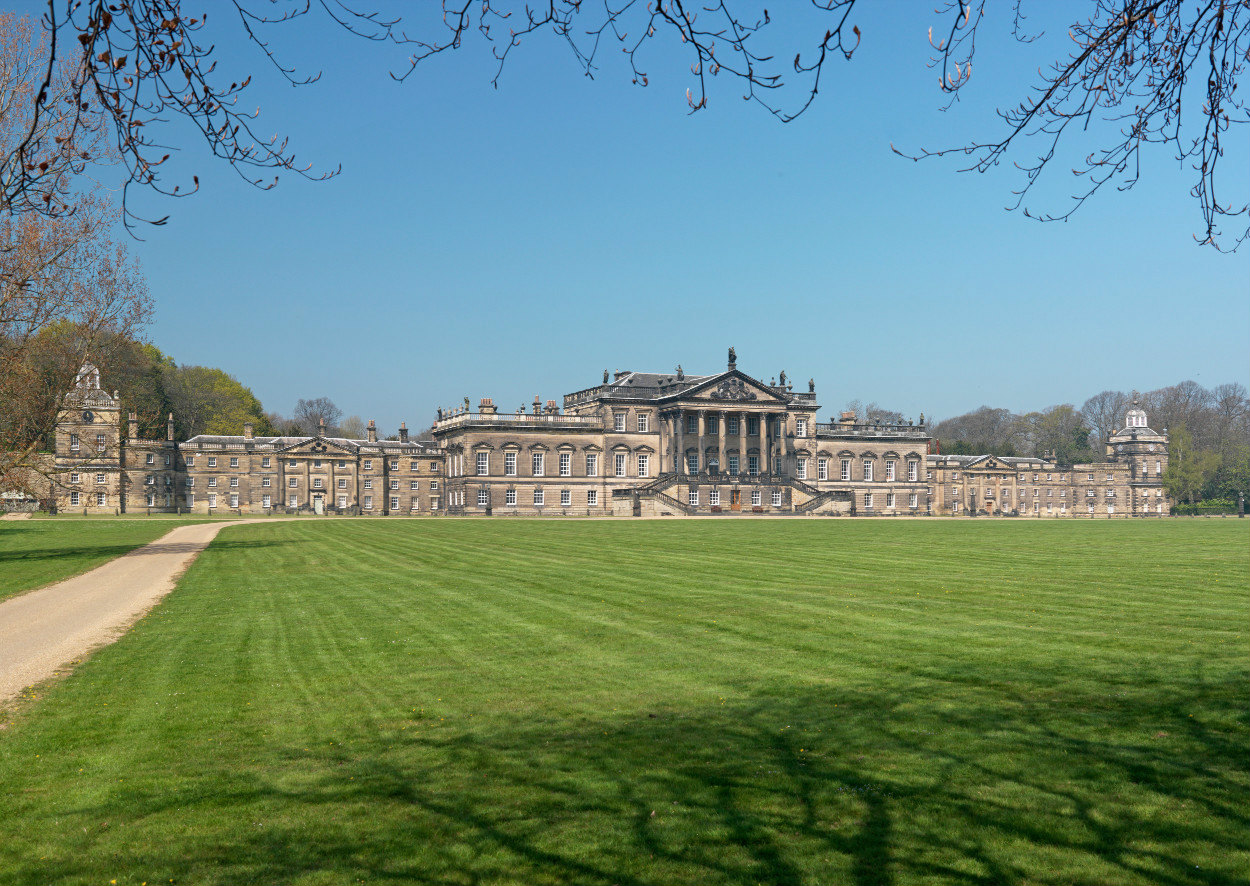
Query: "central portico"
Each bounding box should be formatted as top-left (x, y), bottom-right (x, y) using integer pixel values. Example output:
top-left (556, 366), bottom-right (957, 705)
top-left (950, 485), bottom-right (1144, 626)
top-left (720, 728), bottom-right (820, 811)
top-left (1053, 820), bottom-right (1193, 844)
top-left (572, 349), bottom-right (820, 481)
top-left (659, 395), bottom-right (802, 480)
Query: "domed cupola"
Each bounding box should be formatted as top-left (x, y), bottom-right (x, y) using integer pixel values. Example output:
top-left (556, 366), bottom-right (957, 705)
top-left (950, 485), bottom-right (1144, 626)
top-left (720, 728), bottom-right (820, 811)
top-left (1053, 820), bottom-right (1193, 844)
top-left (1107, 390), bottom-right (1167, 454)
top-left (64, 362), bottom-right (119, 410)
top-left (1124, 393), bottom-right (1149, 430)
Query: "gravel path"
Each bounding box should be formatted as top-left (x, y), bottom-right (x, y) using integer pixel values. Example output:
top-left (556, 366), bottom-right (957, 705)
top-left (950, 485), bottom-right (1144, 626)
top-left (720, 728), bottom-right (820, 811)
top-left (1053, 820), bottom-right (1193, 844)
top-left (0, 520), bottom-right (256, 703)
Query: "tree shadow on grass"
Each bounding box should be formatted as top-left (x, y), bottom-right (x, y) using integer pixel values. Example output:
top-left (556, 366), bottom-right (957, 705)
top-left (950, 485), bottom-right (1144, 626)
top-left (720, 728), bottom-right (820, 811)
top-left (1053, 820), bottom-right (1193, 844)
top-left (0, 543), bottom-right (152, 564)
top-left (0, 538), bottom-right (288, 565)
top-left (9, 675), bottom-right (1245, 886)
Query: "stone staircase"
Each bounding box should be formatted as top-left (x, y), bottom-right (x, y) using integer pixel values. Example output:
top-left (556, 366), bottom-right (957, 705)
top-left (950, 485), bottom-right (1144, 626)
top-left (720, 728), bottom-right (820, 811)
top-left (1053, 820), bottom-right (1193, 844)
top-left (649, 490), bottom-right (695, 515)
top-left (631, 471), bottom-right (848, 516)
top-left (794, 489), bottom-right (844, 514)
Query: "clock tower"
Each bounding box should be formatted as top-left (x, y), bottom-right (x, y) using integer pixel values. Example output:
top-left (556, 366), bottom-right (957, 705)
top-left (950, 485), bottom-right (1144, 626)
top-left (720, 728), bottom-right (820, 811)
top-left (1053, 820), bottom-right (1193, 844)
top-left (54, 363), bottom-right (124, 512)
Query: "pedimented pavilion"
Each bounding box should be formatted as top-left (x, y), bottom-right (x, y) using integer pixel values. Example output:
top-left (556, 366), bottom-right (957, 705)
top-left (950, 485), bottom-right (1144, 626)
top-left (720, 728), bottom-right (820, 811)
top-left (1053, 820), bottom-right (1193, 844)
top-left (434, 348), bottom-right (931, 516)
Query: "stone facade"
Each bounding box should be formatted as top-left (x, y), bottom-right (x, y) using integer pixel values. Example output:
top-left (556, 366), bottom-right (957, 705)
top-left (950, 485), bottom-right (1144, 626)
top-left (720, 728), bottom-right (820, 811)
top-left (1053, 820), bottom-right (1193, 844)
top-left (47, 359), bottom-right (1170, 518)
top-left (53, 365), bottom-right (128, 512)
top-left (180, 422), bottom-right (440, 516)
top-left (925, 397), bottom-right (1169, 517)
top-left (435, 353), bottom-right (930, 516)
top-left (51, 363), bottom-right (440, 515)
top-left (122, 412), bottom-right (180, 511)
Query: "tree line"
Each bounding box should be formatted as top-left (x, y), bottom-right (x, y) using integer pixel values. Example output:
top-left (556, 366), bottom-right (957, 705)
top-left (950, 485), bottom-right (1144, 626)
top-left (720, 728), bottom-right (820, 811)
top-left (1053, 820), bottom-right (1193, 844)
top-left (1, 322), bottom-right (376, 456)
top-left (9, 318), bottom-right (1247, 508)
top-left (924, 381), bottom-right (1250, 505)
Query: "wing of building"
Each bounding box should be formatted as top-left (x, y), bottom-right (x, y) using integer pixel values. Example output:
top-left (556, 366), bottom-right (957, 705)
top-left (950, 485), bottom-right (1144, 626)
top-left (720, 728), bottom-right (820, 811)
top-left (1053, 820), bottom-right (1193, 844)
top-left (50, 363), bottom-right (440, 515)
top-left (44, 356), bottom-right (1170, 517)
top-left (925, 395), bottom-right (1170, 517)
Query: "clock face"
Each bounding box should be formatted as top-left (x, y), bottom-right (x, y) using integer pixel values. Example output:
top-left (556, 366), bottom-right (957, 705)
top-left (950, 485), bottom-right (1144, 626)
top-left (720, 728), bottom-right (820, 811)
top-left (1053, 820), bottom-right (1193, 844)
top-left (82, 410), bottom-right (94, 423)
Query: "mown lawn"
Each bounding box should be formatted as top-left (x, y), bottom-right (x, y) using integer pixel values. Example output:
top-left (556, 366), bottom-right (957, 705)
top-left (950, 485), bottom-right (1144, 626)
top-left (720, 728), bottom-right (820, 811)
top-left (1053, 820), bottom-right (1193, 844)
top-left (0, 517), bottom-right (221, 601)
top-left (0, 519), bottom-right (1246, 885)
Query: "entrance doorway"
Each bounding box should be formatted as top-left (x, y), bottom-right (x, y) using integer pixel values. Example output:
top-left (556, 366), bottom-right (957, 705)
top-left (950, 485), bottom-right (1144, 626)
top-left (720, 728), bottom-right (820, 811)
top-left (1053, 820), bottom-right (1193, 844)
top-left (313, 493), bottom-right (325, 516)
top-left (730, 489), bottom-right (741, 512)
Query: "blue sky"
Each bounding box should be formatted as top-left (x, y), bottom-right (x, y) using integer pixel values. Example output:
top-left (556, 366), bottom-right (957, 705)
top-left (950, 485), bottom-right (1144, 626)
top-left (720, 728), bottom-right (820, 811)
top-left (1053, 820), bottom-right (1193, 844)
top-left (27, 2), bottom-right (1249, 431)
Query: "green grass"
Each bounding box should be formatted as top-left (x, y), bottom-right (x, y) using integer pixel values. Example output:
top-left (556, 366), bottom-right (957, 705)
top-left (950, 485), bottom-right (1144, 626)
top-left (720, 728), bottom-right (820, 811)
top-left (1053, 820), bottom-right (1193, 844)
top-left (0, 518), bottom-right (220, 601)
top-left (0, 520), bottom-right (1246, 885)
top-left (27, 512), bottom-right (305, 520)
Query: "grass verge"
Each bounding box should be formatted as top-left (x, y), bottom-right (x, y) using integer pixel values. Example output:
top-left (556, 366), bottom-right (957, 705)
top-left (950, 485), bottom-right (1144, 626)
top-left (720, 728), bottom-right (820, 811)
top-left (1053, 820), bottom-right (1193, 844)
top-left (0, 519), bottom-right (1246, 885)
top-left (0, 518), bottom-right (222, 601)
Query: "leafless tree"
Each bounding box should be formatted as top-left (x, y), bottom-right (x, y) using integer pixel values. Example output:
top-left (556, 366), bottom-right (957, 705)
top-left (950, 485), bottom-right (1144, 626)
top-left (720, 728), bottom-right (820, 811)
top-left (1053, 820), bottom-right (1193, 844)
top-left (1208, 381), bottom-right (1250, 449)
top-left (263, 410), bottom-right (303, 437)
top-left (1145, 379), bottom-right (1215, 441)
top-left (338, 414), bottom-right (366, 439)
top-left (932, 405), bottom-right (1029, 454)
top-left (844, 399), bottom-right (908, 424)
top-left (0, 11), bottom-right (108, 218)
top-left (0, 198), bottom-right (150, 490)
top-left (1022, 404), bottom-right (1095, 462)
top-left (293, 396), bottom-right (343, 435)
top-left (0, 2), bottom-right (1243, 246)
top-left (867, 407), bottom-right (907, 425)
top-left (1, 12), bottom-right (149, 493)
top-left (901, 0), bottom-right (1249, 249)
top-left (1081, 389), bottom-right (1132, 447)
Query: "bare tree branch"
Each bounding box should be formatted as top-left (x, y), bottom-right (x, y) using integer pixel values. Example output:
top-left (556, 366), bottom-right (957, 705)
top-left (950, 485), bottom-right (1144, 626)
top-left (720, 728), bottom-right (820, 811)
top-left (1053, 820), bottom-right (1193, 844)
top-left (899, 0), bottom-right (1250, 250)
top-left (0, 2), bottom-right (1243, 248)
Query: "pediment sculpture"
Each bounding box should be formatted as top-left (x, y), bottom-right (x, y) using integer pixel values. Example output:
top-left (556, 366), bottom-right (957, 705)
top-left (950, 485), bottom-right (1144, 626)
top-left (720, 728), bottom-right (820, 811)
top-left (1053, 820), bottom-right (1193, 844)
top-left (711, 377), bottom-right (758, 401)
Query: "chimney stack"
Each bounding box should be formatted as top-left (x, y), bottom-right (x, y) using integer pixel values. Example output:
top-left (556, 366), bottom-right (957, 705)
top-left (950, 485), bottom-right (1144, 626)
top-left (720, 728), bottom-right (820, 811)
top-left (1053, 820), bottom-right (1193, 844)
top-left (479, 397), bottom-right (497, 416)
top-left (243, 421), bottom-right (254, 440)
top-left (840, 410), bottom-right (856, 427)
top-left (545, 399), bottom-right (558, 415)
top-left (367, 419), bottom-right (377, 443)
top-left (167, 413), bottom-right (175, 442)
top-left (399, 421), bottom-right (409, 443)
top-left (128, 412), bottom-right (138, 441)
top-left (532, 396), bottom-right (541, 415)
top-left (318, 417), bottom-right (326, 437)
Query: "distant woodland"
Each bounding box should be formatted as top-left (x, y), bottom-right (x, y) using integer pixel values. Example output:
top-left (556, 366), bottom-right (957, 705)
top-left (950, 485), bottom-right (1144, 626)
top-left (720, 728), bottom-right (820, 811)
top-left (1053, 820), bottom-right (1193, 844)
top-left (1, 324), bottom-right (381, 456)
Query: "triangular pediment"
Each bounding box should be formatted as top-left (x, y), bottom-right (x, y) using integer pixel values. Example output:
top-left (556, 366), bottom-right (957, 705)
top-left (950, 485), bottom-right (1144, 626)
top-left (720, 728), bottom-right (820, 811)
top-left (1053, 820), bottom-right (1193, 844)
top-left (965, 455), bottom-right (1007, 471)
top-left (276, 436), bottom-right (359, 456)
top-left (667, 370), bottom-right (788, 404)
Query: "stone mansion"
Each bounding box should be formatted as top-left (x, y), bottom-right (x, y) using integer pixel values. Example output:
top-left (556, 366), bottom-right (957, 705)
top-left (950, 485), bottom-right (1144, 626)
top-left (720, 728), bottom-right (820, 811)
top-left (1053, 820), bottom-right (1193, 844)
top-left (47, 353), bottom-right (1170, 517)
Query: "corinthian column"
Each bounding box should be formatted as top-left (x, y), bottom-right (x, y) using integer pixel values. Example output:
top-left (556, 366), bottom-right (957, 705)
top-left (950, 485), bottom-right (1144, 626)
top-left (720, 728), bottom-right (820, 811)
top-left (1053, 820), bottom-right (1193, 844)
top-left (697, 410), bottom-right (706, 476)
top-left (759, 412), bottom-right (769, 477)
top-left (676, 410), bottom-right (685, 475)
top-left (717, 411), bottom-right (726, 475)
top-left (781, 412), bottom-right (792, 477)
top-left (737, 411), bottom-right (746, 476)
top-left (658, 412), bottom-right (668, 473)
